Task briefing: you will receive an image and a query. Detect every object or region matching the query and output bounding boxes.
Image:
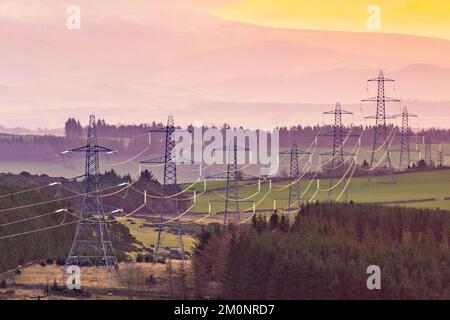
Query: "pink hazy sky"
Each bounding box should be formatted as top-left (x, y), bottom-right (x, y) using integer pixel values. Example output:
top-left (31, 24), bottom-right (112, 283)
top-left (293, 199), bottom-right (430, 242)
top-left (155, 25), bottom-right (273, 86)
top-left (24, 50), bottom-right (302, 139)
top-left (0, 1), bottom-right (449, 129)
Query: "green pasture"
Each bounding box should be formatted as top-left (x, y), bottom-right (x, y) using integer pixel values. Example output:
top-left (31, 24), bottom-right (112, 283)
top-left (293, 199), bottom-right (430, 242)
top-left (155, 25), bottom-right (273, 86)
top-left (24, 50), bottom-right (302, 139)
top-left (191, 169), bottom-right (450, 212)
top-left (120, 218), bottom-right (197, 253)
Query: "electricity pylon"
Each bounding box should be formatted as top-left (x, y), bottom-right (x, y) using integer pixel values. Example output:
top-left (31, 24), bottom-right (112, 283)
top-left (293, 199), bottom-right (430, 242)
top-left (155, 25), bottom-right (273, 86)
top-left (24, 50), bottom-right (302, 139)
top-left (140, 116), bottom-right (189, 261)
top-left (392, 107), bottom-right (418, 169)
top-left (425, 135), bottom-right (433, 167)
top-left (362, 71), bottom-right (400, 183)
top-left (438, 144), bottom-right (445, 167)
top-left (64, 115), bottom-right (121, 276)
top-left (206, 139), bottom-right (255, 225)
top-left (320, 103), bottom-right (359, 200)
top-left (224, 142), bottom-right (240, 220)
top-left (278, 143), bottom-right (310, 211)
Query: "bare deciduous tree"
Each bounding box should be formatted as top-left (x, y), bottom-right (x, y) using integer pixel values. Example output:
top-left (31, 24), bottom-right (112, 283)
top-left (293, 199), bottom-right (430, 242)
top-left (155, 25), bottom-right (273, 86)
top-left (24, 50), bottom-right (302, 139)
top-left (121, 262), bottom-right (147, 300)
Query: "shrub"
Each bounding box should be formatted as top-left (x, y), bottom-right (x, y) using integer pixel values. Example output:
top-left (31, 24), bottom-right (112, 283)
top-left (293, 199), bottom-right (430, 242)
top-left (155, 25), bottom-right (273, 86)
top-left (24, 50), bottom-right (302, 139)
top-left (0, 277), bottom-right (7, 288)
top-left (136, 254), bottom-right (144, 263)
top-left (55, 258), bottom-right (66, 266)
top-left (145, 275), bottom-right (156, 286)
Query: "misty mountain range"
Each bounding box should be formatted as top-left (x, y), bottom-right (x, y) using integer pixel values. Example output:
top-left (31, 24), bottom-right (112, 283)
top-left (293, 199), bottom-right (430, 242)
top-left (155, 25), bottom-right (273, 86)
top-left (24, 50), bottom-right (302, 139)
top-left (0, 6), bottom-right (449, 129)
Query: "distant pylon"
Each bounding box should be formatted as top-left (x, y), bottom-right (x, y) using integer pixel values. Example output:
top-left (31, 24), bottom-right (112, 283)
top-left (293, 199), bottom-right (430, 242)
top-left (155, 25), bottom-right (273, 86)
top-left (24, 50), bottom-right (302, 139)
top-left (224, 141), bottom-right (240, 222)
top-left (320, 103), bottom-right (358, 200)
top-left (438, 144), bottom-right (444, 167)
top-left (362, 71), bottom-right (400, 183)
top-left (140, 116), bottom-right (186, 261)
top-left (395, 107), bottom-right (418, 169)
top-left (425, 135), bottom-right (432, 167)
top-left (206, 138), bottom-right (254, 225)
top-left (65, 115), bottom-right (121, 275)
top-left (279, 143), bottom-right (310, 211)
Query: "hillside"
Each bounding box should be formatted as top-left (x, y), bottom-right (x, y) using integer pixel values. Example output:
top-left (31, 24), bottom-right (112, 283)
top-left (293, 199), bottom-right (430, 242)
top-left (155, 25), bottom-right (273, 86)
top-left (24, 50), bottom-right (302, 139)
top-left (0, 170), bottom-right (189, 273)
top-left (192, 202), bottom-right (450, 299)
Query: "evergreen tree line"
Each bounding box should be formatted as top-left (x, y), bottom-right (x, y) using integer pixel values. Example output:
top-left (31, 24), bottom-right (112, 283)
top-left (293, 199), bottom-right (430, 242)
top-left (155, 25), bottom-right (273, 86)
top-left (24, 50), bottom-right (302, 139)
top-left (192, 202), bottom-right (449, 299)
top-left (0, 170), bottom-right (179, 273)
top-left (1, 117), bottom-right (449, 161)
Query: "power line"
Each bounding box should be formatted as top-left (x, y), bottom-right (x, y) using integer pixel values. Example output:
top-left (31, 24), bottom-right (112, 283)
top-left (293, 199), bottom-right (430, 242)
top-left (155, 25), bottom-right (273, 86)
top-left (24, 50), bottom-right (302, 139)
top-left (0, 182), bottom-right (60, 199)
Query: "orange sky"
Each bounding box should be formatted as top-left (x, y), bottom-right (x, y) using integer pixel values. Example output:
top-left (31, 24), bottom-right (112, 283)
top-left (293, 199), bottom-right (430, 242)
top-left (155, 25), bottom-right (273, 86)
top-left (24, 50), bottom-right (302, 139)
top-left (212, 0), bottom-right (450, 40)
top-left (0, 1), bottom-right (449, 40)
top-left (0, 1), bottom-right (449, 129)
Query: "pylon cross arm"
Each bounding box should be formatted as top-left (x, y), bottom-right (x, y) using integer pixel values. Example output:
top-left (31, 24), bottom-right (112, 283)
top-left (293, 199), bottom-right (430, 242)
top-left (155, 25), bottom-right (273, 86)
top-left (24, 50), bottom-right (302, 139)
top-left (323, 110), bottom-right (353, 115)
top-left (140, 156), bottom-right (196, 164)
top-left (367, 76), bottom-right (395, 82)
top-left (362, 97), bottom-right (400, 103)
top-left (148, 127), bottom-right (191, 133)
top-left (68, 145), bottom-right (117, 153)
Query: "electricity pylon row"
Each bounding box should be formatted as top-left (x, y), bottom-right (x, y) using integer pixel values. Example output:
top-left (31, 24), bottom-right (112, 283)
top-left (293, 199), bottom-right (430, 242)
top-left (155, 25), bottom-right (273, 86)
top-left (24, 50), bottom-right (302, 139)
top-left (371, 102), bottom-right (423, 171)
top-left (419, 135), bottom-right (447, 167)
top-left (63, 114), bottom-right (194, 286)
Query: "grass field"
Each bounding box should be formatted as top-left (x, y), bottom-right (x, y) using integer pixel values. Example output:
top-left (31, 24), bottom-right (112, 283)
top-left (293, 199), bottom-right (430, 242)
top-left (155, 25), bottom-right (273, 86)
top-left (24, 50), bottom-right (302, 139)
top-left (189, 169), bottom-right (450, 212)
top-left (5, 260), bottom-right (192, 299)
top-left (120, 218), bottom-right (197, 254)
top-left (121, 169), bottom-right (450, 253)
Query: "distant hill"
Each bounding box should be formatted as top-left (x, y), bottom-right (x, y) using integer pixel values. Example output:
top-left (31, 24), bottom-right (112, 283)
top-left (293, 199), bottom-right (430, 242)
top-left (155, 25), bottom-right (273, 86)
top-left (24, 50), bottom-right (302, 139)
top-left (0, 125), bottom-right (63, 136)
top-left (1, 7), bottom-right (450, 128)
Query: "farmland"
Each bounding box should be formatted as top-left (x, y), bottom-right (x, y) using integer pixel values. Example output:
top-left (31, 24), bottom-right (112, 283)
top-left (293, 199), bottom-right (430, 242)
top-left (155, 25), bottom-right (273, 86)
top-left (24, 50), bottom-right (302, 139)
top-left (187, 168), bottom-right (450, 213)
top-left (119, 218), bottom-right (197, 256)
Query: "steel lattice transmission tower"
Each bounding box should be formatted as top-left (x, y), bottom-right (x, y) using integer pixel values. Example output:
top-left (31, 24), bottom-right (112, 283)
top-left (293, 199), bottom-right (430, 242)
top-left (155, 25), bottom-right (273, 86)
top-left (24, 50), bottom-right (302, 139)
top-left (278, 143), bottom-right (310, 211)
top-left (362, 71), bottom-right (400, 183)
top-left (65, 115), bottom-right (121, 275)
top-left (395, 107), bottom-right (418, 169)
top-left (438, 144), bottom-right (444, 167)
top-left (140, 116), bottom-right (187, 261)
top-left (206, 139), bottom-right (254, 225)
top-left (224, 142), bottom-right (240, 221)
top-left (320, 103), bottom-right (358, 200)
top-left (425, 135), bottom-right (433, 167)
